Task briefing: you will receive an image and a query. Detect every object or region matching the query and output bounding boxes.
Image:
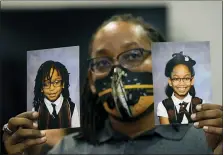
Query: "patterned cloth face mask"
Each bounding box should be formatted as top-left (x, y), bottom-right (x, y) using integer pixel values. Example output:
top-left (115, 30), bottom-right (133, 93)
top-left (95, 66), bottom-right (154, 120)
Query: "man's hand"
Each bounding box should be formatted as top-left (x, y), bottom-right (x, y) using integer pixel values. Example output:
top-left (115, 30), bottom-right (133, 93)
top-left (191, 104), bottom-right (223, 154)
top-left (3, 111), bottom-right (47, 154)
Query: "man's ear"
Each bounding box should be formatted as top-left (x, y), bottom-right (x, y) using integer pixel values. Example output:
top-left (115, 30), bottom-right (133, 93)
top-left (191, 77), bottom-right (195, 86)
top-left (168, 78), bottom-right (172, 87)
top-left (41, 89), bottom-right (43, 92)
top-left (88, 69), bottom-right (96, 94)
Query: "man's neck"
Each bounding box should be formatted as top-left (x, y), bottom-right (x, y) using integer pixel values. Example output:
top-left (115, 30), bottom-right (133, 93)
top-left (109, 110), bottom-right (155, 138)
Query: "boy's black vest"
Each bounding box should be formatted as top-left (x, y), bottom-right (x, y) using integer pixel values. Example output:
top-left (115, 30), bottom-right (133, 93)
top-left (162, 97), bottom-right (202, 124)
top-left (37, 99), bottom-right (75, 130)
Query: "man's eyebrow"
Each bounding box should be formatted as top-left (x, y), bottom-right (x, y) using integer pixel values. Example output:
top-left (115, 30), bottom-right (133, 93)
top-left (184, 74), bottom-right (192, 77)
top-left (94, 48), bottom-right (111, 57)
top-left (121, 41), bottom-right (140, 49)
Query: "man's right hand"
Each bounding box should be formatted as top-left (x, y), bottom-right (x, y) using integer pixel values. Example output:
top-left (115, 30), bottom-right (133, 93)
top-left (3, 111), bottom-right (47, 154)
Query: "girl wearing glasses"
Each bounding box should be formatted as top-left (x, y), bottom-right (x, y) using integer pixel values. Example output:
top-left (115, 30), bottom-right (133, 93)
top-left (32, 60), bottom-right (80, 130)
top-left (157, 52), bottom-right (203, 125)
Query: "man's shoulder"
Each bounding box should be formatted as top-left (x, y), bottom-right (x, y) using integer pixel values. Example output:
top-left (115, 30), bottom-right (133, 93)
top-left (179, 125), bottom-right (212, 153)
top-left (154, 124), bottom-right (212, 154)
top-left (155, 124), bottom-right (206, 140)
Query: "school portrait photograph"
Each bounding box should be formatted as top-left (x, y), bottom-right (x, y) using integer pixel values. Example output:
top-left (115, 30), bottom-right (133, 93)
top-left (27, 46), bottom-right (80, 130)
top-left (151, 41), bottom-right (212, 125)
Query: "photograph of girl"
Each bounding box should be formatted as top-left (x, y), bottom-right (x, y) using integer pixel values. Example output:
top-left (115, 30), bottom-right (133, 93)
top-left (157, 51), bottom-right (204, 124)
top-left (152, 42), bottom-right (212, 125)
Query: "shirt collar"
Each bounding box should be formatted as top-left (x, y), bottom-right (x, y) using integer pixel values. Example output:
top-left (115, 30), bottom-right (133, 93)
top-left (44, 94), bottom-right (64, 114)
top-left (171, 93), bottom-right (192, 106)
top-left (96, 119), bottom-right (192, 143)
top-left (44, 94), bottom-right (63, 106)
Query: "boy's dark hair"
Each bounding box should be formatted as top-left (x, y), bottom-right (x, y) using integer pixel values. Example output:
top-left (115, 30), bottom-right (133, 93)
top-left (33, 60), bottom-right (72, 111)
top-left (80, 14), bottom-right (166, 144)
top-left (164, 52), bottom-right (196, 97)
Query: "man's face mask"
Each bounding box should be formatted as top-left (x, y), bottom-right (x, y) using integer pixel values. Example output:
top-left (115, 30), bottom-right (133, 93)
top-left (95, 66), bottom-right (154, 121)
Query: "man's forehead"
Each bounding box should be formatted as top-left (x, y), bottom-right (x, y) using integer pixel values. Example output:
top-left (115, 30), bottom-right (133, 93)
top-left (103, 21), bottom-right (118, 32)
top-left (97, 21), bottom-right (146, 37)
top-left (93, 21), bottom-right (148, 53)
top-left (132, 24), bottom-right (147, 38)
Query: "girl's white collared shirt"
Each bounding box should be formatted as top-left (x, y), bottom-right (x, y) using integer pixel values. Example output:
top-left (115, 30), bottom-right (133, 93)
top-left (157, 93), bottom-right (204, 124)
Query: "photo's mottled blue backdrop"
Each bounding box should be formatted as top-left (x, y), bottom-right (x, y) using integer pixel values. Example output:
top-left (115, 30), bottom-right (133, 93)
top-left (27, 46), bottom-right (80, 115)
top-left (152, 42), bottom-right (212, 125)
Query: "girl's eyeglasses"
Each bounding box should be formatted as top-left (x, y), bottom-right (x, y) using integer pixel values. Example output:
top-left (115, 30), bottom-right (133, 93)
top-left (171, 77), bottom-right (193, 83)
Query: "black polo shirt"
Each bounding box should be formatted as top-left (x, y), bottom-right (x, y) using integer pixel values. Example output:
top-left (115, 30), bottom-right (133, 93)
top-left (48, 120), bottom-right (213, 154)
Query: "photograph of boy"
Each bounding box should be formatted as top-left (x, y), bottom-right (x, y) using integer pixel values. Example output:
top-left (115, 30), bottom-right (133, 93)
top-left (27, 46), bottom-right (80, 130)
top-left (32, 60), bottom-right (78, 130)
top-left (152, 42), bottom-right (212, 125)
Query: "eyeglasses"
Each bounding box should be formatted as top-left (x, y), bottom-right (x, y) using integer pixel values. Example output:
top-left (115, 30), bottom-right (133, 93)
top-left (88, 48), bottom-right (151, 74)
top-left (43, 80), bottom-right (62, 89)
top-left (171, 78), bottom-right (193, 83)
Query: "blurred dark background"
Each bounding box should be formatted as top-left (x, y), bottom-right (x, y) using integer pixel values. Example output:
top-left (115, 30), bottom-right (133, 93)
top-left (0, 7), bottom-right (167, 153)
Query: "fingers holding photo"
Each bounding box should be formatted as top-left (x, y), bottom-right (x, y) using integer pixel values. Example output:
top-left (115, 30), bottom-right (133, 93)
top-left (7, 111), bottom-right (39, 132)
top-left (195, 104), bottom-right (222, 112)
top-left (4, 126), bottom-right (46, 155)
top-left (203, 126), bottom-right (222, 135)
top-left (16, 111), bottom-right (39, 120)
top-left (191, 104), bottom-right (223, 133)
top-left (10, 128), bottom-right (46, 144)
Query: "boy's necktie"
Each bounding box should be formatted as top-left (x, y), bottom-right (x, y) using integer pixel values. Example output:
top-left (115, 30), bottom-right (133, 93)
top-left (51, 103), bottom-right (57, 119)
